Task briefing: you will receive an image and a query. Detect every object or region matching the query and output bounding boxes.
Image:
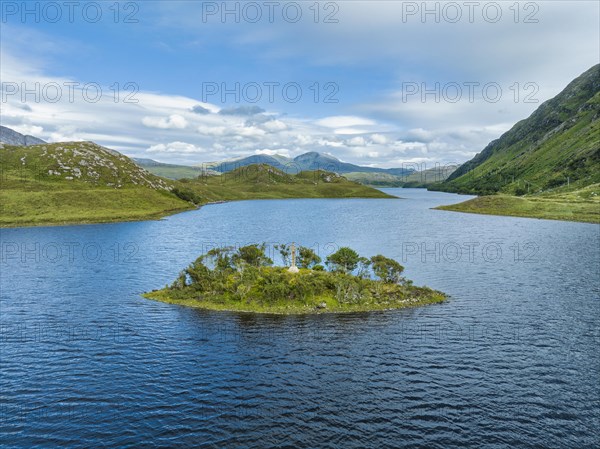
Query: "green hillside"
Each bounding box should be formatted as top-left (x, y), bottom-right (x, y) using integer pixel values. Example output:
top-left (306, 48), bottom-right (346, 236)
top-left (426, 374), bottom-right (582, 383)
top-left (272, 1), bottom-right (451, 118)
top-left (438, 64), bottom-right (600, 195)
top-left (345, 165), bottom-right (458, 187)
top-left (179, 164), bottom-right (396, 202)
top-left (436, 184), bottom-right (599, 223)
top-left (1, 143), bottom-right (394, 227)
top-left (0, 142), bottom-right (194, 227)
top-left (432, 64), bottom-right (600, 223)
top-left (134, 158), bottom-right (220, 180)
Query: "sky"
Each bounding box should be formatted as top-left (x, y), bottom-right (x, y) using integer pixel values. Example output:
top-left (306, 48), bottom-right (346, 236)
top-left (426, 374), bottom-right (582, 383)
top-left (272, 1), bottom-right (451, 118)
top-left (1, 1), bottom-right (598, 168)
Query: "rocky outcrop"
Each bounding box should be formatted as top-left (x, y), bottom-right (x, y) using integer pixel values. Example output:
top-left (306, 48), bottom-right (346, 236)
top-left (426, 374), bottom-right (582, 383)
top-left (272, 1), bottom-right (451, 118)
top-left (0, 126), bottom-right (46, 146)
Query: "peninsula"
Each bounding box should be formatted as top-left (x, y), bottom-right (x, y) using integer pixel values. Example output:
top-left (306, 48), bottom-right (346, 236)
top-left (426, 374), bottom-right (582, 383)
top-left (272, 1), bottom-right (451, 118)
top-left (431, 64), bottom-right (600, 224)
top-left (0, 139), bottom-right (393, 228)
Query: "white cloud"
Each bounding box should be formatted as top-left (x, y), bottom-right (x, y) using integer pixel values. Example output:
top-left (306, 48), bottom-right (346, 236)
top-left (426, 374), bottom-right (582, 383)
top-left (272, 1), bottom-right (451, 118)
top-left (142, 114), bottom-right (188, 129)
top-left (197, 125), bottom-right (227, 137)
top-left (255, 148), bottom-right (291, 158)
top-left (333, 128), bottom-right (370, 135)
top-left (147, 141), bottom-right (206, 154)
top-left (316, 138), bottom-right (344, 148)
top-left (9, 124), bottom-right (44, 136)
top-left (262, 119), bottom-right (288, 132)
top-left (316, 116), bottom-right (375, 128)
top-left (346, 136), bottom-right (366, 147)
top-left (370, 134), bottom-right (388, 145)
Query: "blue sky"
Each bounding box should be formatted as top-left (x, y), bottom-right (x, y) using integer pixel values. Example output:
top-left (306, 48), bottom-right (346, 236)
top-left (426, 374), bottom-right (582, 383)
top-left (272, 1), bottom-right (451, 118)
top-left (1, 1), bottom-right (599, 167)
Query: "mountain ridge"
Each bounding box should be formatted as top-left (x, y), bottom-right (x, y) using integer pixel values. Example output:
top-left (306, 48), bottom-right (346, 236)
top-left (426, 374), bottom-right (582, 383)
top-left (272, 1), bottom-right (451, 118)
top-left (438, 64), bottom-right (600, 195)
top-left (201, 151), bottom-right (414, 176)
top-left (0, 125), bottom-right (46, 146)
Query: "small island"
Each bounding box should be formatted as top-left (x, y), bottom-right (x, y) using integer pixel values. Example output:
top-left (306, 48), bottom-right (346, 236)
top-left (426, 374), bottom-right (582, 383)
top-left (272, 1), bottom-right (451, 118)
top-left (143, 244), bottom-right (446, 314)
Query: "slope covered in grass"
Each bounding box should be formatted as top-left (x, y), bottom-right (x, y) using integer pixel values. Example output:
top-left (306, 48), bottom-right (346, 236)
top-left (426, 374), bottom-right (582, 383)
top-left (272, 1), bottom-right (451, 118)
top-left (0, 142), bottom-right (193, 227)
top-left (435, 184), bottom-right (600, 223)
top-left (180, 164), bottom-right (396, 202)
top-left (437, 64), bottom-right (600, 196)
top-left (1, 144), bottom-right (394, 227)
top-left (431, 64), bottom-right (600, 223)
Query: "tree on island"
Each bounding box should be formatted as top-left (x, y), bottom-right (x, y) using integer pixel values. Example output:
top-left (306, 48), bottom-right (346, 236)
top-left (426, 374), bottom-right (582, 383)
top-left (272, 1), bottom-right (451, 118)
top-left (274, 244), bottom-right (291, 266)
top-left (232, 244), bottom-right (273, 268)
top-left (297, 246), bottom-right (321, 268)
top-left (370, 255), bottom-right (405, 284)
top-left (357, 257), bottom-right (372, 278)
top-left (275, 244), bottom-right (322, 269)
top-left (326, 247), bottom-right (360, 273)
top-left (204, 247), bottom-right (234, 271)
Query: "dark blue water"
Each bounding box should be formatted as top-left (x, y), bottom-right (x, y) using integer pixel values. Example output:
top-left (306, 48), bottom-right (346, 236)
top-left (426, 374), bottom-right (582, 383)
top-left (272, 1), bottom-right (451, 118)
top-left (1, 189), bottom-right (599, 448)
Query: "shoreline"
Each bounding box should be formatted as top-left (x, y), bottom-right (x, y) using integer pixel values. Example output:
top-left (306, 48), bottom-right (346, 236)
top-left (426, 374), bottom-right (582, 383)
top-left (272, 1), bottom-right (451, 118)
top-left (0, 204), bottom-right (198, 229)
top-left (0, 193), bottom-right (399, 229)
top-left (435, 194), bottom-right (600, 224)
top-left (143, 289), bottom-right (447, 315)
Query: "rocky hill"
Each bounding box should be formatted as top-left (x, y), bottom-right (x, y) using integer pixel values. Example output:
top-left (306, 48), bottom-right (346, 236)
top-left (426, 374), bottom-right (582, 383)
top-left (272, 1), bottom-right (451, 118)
top-left (0, 141), bottom-right (193, 227)
top-left (0, 125), bottom-right (46, 146)
top-left (1, 141), bottom-right (173, 190)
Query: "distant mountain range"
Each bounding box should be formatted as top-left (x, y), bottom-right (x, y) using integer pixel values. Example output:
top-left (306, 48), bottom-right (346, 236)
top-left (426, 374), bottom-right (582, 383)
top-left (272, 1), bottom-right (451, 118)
top-left (0, 126), bottom-right (450, 186)
top-left (201, 151), bottom-right (414, 176)
top-left (0, 125), bottom-right (46, 146)
top-left (131, 158), bottom-right (220, 179)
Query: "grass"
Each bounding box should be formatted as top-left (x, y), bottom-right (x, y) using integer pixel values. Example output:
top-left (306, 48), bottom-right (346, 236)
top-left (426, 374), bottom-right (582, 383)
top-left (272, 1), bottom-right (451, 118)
top-left (143, 288), bottom-right (447, 314)
top-left (143, 266), bottom-right (446, 315)
top-left (345, 165), bottom-right (458, 187)
top-left (137, 163), bottom-right (216, 180)
top-left (0, 142), bottom-right (194, 227)
top-left (435, 184), bottom-right (600, 223)
top-left (0, 182), bottom-right (194, 227)
top-left (1, 144), bottom-right (394, 228)
top-left (178, 164), bottom-right (396, 203)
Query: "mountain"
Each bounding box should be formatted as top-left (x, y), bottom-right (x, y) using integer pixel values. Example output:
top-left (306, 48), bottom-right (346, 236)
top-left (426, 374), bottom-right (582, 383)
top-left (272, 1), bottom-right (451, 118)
top-left (433, 64), bottom-right (599, 223)
top-left (134, 158), bottom-right (220, 179)
top-left (0, 141), bottom-right (193, 227)
top-left (179, 164), bottom-right (394, 203)
top-left (204, 154), bottom-right (291, 173)
top-left (202, 151), bottom-right (413, 177)
top-left (345, 164), bottom-right (459, 187)
top-left (0, 125), bottom-right (46, 146)
top-left (1, 141), bottom-right (174, 189)
top-left (438, 64), bottom-right (600, 195)
top-left (1, 139), bottom-right (395, 227)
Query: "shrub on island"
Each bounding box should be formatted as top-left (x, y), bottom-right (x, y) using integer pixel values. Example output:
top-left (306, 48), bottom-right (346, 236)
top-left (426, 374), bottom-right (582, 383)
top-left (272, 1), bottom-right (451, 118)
top-left (144, 244), bottom-right (446, 313)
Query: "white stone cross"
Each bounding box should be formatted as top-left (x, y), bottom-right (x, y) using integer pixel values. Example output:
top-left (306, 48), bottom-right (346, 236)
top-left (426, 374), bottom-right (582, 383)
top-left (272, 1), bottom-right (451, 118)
top-left (288, 242), bottom-right (299, 273)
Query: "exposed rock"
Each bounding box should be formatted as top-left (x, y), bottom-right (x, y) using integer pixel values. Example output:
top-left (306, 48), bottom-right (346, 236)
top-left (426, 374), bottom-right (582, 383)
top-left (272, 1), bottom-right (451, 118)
top-left (0, 125), bottom-right (46, 146)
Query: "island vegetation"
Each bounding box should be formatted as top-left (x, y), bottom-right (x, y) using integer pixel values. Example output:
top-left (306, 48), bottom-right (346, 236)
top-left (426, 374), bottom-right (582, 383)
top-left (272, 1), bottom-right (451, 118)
top-left (143, 244), bottom-right (446, 314)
